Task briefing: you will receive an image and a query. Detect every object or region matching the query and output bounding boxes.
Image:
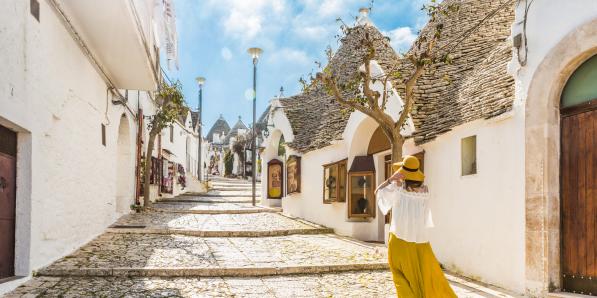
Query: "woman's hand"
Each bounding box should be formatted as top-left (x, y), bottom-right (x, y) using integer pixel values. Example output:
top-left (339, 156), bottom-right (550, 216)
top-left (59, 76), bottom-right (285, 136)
top-left (389, 172), bottom-right (405, 184)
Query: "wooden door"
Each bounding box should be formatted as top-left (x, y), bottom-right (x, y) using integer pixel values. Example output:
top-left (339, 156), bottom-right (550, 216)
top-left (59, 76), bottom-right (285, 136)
top-left (561, 108), bottom-right (597, 294)
top-left (0, 125), bottom-right (17, 279)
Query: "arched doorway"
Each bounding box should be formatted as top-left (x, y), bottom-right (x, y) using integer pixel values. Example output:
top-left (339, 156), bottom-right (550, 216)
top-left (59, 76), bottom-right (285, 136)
top-left (524, 19), bottom-right (597, 294)
top-left (116, 114), bottom-right (133, 214)
top-left (559, 54), bottom-right (597, 294)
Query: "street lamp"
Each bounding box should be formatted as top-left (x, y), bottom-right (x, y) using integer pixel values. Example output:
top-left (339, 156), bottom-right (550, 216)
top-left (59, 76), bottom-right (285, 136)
top-left (196, 76), bottom-right (205, 181)
top-left (247, 47), bottom-right (262, 206)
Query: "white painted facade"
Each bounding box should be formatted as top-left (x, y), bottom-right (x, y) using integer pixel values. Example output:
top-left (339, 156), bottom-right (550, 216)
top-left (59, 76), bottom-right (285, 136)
top-left (261, 62), bottom-right (407, 241)
top-left (399, 3), bottom-right (597, 295)
top-left (260, 3), bottom-right (597, 296)
top-left (0, 0), bottom-right (199, 294)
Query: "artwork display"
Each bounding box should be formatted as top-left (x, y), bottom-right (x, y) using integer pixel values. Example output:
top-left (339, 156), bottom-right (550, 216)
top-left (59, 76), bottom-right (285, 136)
top-left (348, 172), bottom-right (375, 218)
top-left (322, 159), bottom-right (347, 204)
top-left (267, 159), bottom-right (283, 199)
top-left (347, 156), bottom-right (376, 218)
top-left (161, 160), bottom-right (175, 194)
top-left (286, 155), bottom-right (301, 194)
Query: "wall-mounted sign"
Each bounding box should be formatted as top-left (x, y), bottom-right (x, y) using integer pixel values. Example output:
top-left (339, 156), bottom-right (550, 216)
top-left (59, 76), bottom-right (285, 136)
top-left (267, 159), bottom-right (283, 199)
top-left (286, 155), bottom-right (301, 194)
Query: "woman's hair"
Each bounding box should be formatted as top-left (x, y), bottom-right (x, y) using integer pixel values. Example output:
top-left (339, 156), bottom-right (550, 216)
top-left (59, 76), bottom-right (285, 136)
top-left (404, 179), bottom-right (423, 191)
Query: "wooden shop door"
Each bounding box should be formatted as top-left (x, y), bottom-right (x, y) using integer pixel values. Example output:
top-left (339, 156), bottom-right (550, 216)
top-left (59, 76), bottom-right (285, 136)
top-left (561, 107), bottom-right (597, 294)
top-left (0, 125), bottom-right (17, 279)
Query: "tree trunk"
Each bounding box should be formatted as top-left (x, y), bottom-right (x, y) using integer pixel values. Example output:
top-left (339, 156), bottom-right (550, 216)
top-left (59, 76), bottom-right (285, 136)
top-left (390, 130), bottom-right (404, 165)
top-left (143, 130), bottom-right (158, 207)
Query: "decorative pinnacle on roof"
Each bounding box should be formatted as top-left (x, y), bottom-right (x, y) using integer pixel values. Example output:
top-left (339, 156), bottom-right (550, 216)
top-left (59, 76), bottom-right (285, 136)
top-left (356, 7), bottom-right (373, 26)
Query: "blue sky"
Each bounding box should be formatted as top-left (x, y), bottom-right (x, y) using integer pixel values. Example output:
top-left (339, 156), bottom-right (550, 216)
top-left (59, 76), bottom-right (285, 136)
top-left (165, 0), bottom-right (427, 134)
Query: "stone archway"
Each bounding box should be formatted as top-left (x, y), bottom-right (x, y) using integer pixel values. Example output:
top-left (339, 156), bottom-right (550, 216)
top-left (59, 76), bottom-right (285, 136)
top-left (524, 19), bottom-right (597, 295)
top-left (116, 114), bottom-right (134, 214)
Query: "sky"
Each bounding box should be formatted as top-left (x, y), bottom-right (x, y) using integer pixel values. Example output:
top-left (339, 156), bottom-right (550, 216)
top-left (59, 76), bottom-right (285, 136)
top-left (164, 0), bottom-right (428, 135)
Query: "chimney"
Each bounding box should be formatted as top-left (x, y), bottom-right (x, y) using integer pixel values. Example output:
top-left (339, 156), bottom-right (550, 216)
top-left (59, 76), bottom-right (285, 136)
top-left (356, 7), bottom-right (372, 26)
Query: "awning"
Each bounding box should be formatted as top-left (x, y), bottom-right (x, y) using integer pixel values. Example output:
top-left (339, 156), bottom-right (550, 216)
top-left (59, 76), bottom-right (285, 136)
top-left (349, 156), bottom-right (375, 172)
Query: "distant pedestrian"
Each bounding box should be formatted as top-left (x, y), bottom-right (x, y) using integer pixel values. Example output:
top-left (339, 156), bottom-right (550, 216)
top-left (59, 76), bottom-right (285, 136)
top-left (375, 155), bottom-right (456, 298)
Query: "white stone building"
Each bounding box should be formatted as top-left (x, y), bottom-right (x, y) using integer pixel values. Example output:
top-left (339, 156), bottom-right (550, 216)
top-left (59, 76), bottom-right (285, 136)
top-left (260, 13), bottom-right (407, 238)
top-left (261, 2), bottom-right (597, 296)
top-left (0, 0), bottom-right (200, 293)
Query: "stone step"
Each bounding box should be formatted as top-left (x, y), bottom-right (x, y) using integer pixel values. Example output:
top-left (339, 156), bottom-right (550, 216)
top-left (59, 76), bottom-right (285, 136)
top-left (6, 271), bottom-right (398, 297)
top-left (107, 227), bottom-right (334, 237)
top-left (209, 187), bottom-right (257, 191)
top-left (11, 272), bottom-right (508, 297)
top-left (36, 234), bottom-right (388, 278)
top-left (37, 264), bottom-right (389, 278)
top-left (159, 197), bottom-right (259, 204)
top-left (111, 212), bottom-right (328, 235)
top-left (150, 202), bottom-right (281, 215)
top-left (181, 192), bottom-right (259, 198)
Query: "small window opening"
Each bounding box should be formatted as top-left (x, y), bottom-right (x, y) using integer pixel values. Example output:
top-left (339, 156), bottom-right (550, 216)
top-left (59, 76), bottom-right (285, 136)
top-left (30, 0), bottom-right (40, 22)
top-left (170, 125), bottom-right (174, 143)
top-left (461, 135), bottom-right (477, 176)
top-left (101, 124), bottom-right (106, 146)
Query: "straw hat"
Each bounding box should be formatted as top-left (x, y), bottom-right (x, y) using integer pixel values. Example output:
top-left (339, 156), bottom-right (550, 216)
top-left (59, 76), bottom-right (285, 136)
top-left (392, 155), bottom-right (425, 182)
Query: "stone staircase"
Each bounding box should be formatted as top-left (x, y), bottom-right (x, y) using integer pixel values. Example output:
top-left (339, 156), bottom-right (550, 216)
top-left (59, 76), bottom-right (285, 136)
top-left (7, 178), bottom-right (507, 297)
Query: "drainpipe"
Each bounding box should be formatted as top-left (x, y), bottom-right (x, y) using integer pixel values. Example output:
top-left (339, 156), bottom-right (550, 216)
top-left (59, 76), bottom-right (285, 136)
top-left (134, 108), bottom-right (143, 205)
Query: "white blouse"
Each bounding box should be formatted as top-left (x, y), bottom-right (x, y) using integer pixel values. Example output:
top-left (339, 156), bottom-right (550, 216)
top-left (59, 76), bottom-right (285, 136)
top-left (376, 182), bottom-right (434, 243)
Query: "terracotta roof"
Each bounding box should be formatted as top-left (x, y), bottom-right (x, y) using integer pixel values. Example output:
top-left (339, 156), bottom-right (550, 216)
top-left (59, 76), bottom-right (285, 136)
top-left (280, 25), bottom-right (399, 153)
top-left (403, 0), bottom-right (515, 144)
top-left (206, 114), bottom-right (230, 142)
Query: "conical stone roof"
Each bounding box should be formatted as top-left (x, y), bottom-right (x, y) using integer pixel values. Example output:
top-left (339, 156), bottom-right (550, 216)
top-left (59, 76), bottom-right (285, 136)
top-left (279, 22), bottom-right (399, 153)
top-left (206, 114), bottom-right (231, 142)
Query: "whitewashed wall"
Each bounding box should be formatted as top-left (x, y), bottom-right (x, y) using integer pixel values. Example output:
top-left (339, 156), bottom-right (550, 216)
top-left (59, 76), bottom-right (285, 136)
top-left (414, 111), bottom-right (526, 293)
top-left (261, 61), bottom-right (404, 241)
top-left (0, 0), bottom-right (138, 290)
top-left (0, 1), bottom-right (187, 294)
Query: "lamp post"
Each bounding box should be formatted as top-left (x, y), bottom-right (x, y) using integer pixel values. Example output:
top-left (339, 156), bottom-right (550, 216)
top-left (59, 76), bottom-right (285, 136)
top-left (247, 47), bottom-right (263, 207)
top-left (196, 76), bottom-right (205, 181)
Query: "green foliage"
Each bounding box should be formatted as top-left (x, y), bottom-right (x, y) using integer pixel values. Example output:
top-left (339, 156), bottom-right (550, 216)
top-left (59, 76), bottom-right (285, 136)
top-left (224, 150), bottom-right (233, 176)
top-left (147, 81), bottom-right (187, 134)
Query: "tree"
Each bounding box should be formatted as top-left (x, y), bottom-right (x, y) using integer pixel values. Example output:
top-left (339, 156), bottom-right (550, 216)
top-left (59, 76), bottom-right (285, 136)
top-left (304, 0), bottom-right (510, 163)
top-left (142, 81), bottom-right (186, 207)
top-left (224, 150), bottom-right (233, 176)
top-left (231, 134), bottom-right (249, 177)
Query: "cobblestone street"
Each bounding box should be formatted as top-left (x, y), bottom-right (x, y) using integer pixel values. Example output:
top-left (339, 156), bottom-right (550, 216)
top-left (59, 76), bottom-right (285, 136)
top-left (6, 178), bottom-right (515, 297)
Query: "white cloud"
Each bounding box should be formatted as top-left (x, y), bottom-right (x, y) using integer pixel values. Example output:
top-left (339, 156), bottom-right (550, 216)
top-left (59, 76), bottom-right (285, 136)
top-left (385, 27), bottom-right (417, 53)
top-left (203, 0), bottom-right (289, 42)
top-left (268, 48), bottom-right (311, 66)
top-left (221, 47), bottom-right (233, 60)
top-left (293, 25), bottom-right (330, 41)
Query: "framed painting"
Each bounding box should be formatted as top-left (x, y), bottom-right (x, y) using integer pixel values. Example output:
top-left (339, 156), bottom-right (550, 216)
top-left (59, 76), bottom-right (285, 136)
top-left (267, 159), bottom-right (283, 199)
top-left (286, 155), bottom-right (301, 194)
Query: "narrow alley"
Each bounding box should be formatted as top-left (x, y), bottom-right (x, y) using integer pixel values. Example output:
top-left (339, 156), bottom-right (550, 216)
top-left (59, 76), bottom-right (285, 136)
top-left (6, 179), bottom-right (515, 297)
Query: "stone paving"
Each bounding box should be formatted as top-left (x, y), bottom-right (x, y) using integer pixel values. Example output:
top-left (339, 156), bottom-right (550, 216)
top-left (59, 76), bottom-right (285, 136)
top-left (151, 202), bottom-right (280, 214)
top-left (109, 212), bottom-right (331, 237)
top-left (6, 272), bottom-right (508, 297)
top-left (7, 178), bottom-right (516, 297)
top-left (164, 196), bottom-right (258, 203)
top-left (38, 233), bottom-right (386, 275)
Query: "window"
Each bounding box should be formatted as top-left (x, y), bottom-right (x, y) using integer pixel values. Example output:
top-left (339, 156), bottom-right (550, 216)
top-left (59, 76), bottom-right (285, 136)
top-left (170, 125), bottom-right (174, 143)
top-left (347, 156), bottom-right (376, 219)
top-left (323, 159), bottom-right (347, 204)
top-left (101, 124), bottom-right (106, 146)
top-left (461, 135), bottom-right (477, 176)
top-left (30, 0), bottom-right (40, 22)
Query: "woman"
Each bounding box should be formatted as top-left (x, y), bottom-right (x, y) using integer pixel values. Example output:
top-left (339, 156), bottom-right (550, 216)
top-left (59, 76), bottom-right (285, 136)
top-left (375, 155), bottom-right (456, 298)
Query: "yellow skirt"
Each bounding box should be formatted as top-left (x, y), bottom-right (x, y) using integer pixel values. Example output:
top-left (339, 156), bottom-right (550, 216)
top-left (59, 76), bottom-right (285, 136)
top-left (388, 233), bottom-right (457, 298)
